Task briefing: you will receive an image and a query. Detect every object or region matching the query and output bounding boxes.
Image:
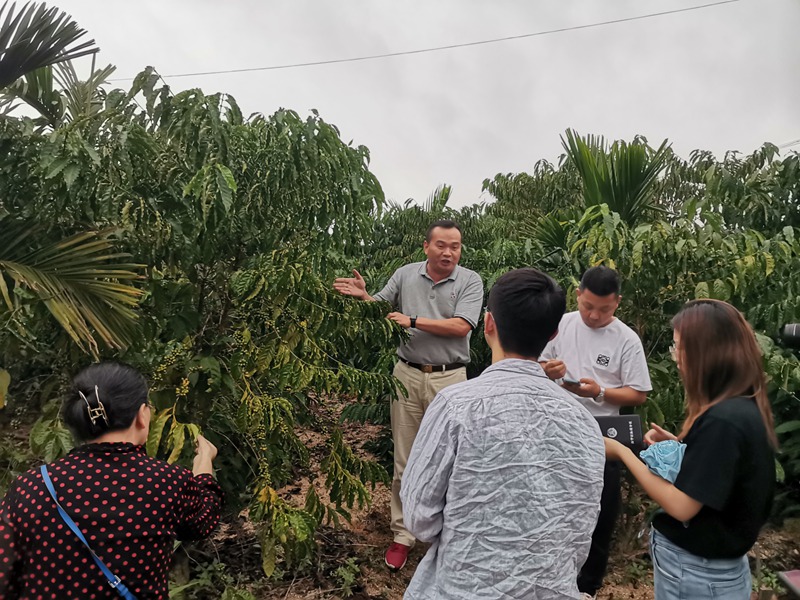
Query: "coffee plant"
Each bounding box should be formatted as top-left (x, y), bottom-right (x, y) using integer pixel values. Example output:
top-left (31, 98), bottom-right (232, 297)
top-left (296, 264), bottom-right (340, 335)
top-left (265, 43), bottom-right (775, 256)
top-left (1, 33), bottom-right (799, 583)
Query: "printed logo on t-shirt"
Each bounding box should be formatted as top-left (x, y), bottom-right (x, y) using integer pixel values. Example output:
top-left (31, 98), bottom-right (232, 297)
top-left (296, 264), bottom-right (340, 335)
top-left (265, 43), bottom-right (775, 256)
top-left (596, 353), bottom-right (611, 367)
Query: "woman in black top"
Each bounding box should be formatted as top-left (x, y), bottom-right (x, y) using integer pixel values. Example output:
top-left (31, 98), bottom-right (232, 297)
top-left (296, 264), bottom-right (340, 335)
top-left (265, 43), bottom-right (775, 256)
top-left (604, 299), bottom-right (777, 600)
top-left (0, 362), bottom-right (224, 599)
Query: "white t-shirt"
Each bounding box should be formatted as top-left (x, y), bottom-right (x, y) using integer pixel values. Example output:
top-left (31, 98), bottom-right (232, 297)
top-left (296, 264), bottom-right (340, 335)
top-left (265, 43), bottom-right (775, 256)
top-left (540, 311), bottom-right (652, 417)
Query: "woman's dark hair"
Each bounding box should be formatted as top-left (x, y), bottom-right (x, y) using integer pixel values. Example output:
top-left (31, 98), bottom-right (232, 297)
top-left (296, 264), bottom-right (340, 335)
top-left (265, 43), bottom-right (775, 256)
top-left (672, 299), bottom-right (778, 449)
top-left (579, 266), bottom-right (620, 297)
top-left (487, 268), bottom-right (566, 357)
top-left (62, 362), bottom-right (149, 442)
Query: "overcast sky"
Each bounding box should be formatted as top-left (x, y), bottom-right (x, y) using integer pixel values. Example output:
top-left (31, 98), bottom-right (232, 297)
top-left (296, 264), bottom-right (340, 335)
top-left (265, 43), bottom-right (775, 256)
top-left (55, 0), bottom-right (800, 208)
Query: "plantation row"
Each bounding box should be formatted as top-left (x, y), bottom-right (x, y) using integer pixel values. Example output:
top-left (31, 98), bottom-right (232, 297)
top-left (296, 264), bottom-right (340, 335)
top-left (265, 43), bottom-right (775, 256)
top-left (1, 66), bottom-right (800, 579)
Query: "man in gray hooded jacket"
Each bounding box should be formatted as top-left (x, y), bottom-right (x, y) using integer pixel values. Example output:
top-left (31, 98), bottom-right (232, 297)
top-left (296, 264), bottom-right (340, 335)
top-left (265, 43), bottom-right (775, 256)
top-left (402, 268), bottom-right (605, 599)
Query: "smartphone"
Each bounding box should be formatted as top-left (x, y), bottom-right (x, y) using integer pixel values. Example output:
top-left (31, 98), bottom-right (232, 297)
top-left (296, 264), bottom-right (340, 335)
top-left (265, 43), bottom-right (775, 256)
top-left (563, 377), bottom-right (581, 385)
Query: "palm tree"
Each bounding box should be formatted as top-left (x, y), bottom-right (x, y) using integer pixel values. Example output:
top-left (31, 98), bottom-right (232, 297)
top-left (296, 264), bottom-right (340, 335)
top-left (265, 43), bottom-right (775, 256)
top-left (0, 1), bottom-right (97, 88)
top-left (561, 129), bottom-right (671, 226)
top-left (0, 3), bottom-right (141, 357)
top-left (1, 59), bottom-right (116, 129)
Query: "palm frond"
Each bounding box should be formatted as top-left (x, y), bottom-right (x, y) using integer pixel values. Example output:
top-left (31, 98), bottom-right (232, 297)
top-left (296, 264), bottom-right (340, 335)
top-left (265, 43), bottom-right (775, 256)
top-left (1, 60), bottom-right (116, 128)
top-left (54, 59), bottom-right (115, 121)
top-left (562, 129), bottom-right (671, 225)
top-left (0, 63), bottom-right (63, 127)
top-left (531, 214), bottom-right (571, 252)
top-left (423, 184), bottom-right (452, 214)
top-left (0, 218), bottom-right (143, 357)
top-left (0, 1), bottom-right (97, 89)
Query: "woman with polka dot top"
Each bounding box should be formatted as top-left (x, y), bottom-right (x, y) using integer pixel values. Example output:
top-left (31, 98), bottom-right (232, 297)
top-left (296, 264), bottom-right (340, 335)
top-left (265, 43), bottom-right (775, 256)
top-left (0, 362), bottom-right (224, 599)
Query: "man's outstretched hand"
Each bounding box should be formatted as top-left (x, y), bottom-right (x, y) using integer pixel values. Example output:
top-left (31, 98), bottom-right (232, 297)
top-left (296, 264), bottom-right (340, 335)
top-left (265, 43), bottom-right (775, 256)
top-left (333, 269), bottom-right (369, 300)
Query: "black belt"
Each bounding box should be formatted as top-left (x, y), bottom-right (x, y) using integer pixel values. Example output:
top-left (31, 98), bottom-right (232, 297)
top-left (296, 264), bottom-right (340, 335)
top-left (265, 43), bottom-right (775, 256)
top-left (398, 357), bottom-right (465, 373)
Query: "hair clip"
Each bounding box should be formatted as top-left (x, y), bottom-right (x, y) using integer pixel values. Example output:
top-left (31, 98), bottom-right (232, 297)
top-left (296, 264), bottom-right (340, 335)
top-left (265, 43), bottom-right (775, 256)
top-left (79, 385), bottom-right (109, 427)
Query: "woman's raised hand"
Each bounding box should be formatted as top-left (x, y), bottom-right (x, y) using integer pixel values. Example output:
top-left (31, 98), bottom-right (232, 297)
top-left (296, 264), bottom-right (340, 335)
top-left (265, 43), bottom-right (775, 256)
top-left (644, 423), bottom-right (678, 446)
top-left (196, 435), bottom-right (218, 460)
top-left (193, 435), bottom-right (218, 475)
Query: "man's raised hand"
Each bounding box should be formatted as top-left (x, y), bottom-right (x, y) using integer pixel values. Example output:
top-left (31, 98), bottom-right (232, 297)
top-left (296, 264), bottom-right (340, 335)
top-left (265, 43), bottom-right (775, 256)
top-left (333, 269), bottom-right (368, 300)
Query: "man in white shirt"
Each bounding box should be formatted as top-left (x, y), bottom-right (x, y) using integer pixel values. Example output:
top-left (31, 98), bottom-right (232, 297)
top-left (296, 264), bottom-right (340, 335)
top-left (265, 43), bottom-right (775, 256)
top-left (402, 268), bottom-right (605, 599)
top-left (540, 266), bottom-right (652, 599)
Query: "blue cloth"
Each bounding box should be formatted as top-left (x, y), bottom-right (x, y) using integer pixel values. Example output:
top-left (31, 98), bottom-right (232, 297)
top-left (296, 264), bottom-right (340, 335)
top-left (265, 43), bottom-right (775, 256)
top-left (650, 529), bottom-right (751, 599)
top-left (640, 440), bottom-right (686, 483)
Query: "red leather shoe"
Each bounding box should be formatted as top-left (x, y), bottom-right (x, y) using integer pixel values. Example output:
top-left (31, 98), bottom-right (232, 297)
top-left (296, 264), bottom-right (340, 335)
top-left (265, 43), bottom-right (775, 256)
top-left (384, 542), bottom-right (410, 571)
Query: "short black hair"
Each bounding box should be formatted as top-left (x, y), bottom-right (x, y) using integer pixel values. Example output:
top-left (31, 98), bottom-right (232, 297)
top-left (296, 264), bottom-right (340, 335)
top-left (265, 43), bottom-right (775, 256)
top-left (579, 266), bottom-right (620, 297)
top-left (487, 268), bottom-right (566, 357)
top-left (425, 219), bottom-right (462, 242)
top-left (62, 362), bottom-right (149, 443)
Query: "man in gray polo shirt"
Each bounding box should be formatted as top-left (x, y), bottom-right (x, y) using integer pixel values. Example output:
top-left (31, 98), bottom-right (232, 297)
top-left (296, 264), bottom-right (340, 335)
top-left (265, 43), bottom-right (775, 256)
top-left (333, 219), bottom-right (484, 572)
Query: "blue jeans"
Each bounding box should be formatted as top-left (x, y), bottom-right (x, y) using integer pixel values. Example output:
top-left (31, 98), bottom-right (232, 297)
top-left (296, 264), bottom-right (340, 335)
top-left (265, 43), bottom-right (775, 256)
top-left (650, 529), bottom-right (751, 600)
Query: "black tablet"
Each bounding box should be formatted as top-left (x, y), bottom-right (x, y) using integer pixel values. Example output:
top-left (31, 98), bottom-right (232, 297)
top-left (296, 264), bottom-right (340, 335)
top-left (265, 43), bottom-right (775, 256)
top-left (595, 415), bottom-right (644, 451)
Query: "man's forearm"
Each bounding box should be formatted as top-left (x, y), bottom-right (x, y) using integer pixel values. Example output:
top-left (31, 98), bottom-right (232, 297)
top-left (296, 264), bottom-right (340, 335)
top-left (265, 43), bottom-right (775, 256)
top-left (602, 386), bottom-right (647, 407)
top-left (415, 316), bottom-right (472, 338)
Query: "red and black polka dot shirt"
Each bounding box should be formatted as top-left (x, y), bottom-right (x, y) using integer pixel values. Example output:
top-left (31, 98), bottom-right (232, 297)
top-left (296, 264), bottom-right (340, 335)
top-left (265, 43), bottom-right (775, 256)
top-left (0, 442), bottom-right (223, 599)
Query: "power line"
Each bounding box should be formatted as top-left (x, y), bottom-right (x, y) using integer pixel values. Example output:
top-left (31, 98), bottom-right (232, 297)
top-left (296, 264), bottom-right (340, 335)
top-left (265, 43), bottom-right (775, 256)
top-left (778, 138), bottom-right (800, 149)
top-left (109, 0), bottom-right (741, 82)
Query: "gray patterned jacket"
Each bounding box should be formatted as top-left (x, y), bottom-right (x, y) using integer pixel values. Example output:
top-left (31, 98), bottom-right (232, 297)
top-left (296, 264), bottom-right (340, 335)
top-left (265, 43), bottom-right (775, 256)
top-left (401, 358), bottom-right (605, 599)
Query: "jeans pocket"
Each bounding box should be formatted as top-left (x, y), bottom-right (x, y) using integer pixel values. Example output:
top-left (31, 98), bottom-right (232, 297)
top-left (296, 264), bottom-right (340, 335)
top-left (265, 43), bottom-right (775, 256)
top-left (708, 570), bottom-right (750, 599)
top-left (681, 563), bottom-right (750, 600)
top-left (650, 533), bottom-right (681, 585)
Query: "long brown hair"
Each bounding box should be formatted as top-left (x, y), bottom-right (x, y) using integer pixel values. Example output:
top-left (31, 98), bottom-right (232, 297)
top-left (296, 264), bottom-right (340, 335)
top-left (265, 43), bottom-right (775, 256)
top-left (672, 299), bottom-right (778, 449)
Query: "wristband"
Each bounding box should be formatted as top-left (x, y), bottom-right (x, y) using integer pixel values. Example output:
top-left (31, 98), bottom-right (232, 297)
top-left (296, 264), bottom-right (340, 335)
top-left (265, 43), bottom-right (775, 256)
top-left (410, 316), bottom-right (417, 329)
top-left (596, 387), bottom-right (606, 402)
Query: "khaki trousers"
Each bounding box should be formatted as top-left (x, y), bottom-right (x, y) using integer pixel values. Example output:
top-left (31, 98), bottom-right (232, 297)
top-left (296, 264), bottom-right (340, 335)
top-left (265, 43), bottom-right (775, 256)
top-left (390, 360), bottom-right (467, 546)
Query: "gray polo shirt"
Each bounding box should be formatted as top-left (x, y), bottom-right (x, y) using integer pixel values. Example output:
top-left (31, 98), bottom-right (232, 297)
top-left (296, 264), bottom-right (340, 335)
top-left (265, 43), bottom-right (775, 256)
top-left (373, 261), bottom-right (484, 365)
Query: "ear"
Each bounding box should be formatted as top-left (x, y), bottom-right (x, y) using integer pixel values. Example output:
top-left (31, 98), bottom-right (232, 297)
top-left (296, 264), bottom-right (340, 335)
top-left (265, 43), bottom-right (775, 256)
top-left (483, 311), bottom-right (496, 335)
top-left (135, 403), bottom-right (150, 431)
top-left (423, 240), bottom-right (430, 253)
top-left (575, 288), bottom-right (582, 299)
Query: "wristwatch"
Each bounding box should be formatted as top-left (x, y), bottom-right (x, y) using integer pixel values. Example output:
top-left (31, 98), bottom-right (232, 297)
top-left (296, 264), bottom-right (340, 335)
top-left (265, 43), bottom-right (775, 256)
top-left (596, 387), bottom-right (606, 402)
top-left (410, 316), bottom-right (417, 329)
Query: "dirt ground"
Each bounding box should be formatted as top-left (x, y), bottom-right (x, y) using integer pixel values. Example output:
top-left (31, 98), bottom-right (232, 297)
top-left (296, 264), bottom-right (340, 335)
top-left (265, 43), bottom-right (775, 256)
top-left (4, 399), bottom-right (797, 598)
top-left (203, 479), bottom-right (799, 600)
top-left (194, 404), bottom-right (800, 600)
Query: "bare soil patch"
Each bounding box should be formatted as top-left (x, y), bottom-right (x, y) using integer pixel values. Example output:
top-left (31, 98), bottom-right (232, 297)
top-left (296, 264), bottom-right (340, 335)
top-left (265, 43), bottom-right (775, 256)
top-left (191, 401), bottom-right (800, 599)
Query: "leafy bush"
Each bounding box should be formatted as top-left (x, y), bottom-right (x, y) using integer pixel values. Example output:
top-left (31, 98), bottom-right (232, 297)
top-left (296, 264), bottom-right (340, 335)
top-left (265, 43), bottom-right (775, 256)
top-left (1, 58), bottom-right (799, 580)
